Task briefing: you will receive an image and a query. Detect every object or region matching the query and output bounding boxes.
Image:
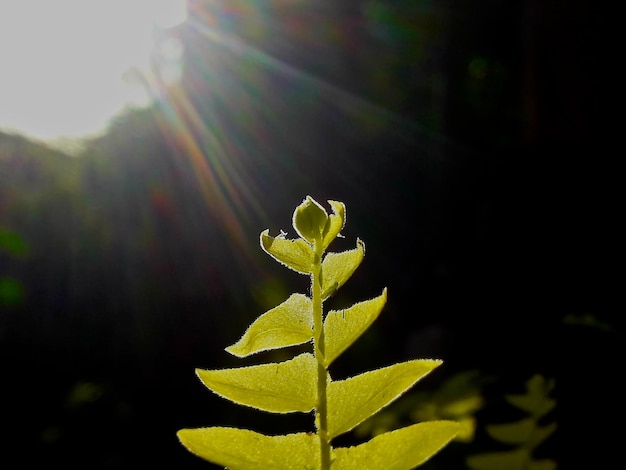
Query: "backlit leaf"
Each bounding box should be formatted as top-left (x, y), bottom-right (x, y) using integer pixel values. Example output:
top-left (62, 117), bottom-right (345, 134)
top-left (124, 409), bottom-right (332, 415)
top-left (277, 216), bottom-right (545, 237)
top-left (332, 421), bottom-right (460, 469)
top-left (327, 359), bottom-right (442, 438)
top-left (323, 289), bottom-right (387, 366)
top-left (177, 427), bottom-right (321, 470)
top-left (196, 353), bottom-right (317, 413)
top-left (226, 294), bottom-right (313, 357)
top-left (320, 239), bottom-right (365, 299)
top-left (260, 230), bottom-right (314, 274)
top-left (321, 200), bottom-right (346, 250)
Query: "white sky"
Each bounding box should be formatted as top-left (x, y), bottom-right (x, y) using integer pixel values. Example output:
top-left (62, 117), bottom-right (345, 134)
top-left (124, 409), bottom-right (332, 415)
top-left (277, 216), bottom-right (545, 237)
top-left (0, 0), bottom-right (187, 142)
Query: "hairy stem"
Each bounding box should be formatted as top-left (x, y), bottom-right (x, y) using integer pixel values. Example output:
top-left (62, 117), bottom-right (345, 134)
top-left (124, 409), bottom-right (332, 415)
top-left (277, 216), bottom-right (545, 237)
top-left (313, 242), bottom-right (331, 469)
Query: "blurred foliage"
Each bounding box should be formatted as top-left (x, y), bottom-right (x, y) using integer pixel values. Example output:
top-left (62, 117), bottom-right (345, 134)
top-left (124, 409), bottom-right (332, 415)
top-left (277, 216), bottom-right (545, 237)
top-left (355, 370), bottom-right (489, 444)
top-left (0, 227), bottom-right (29, 256)
top-left (467, 375), bottom-right (557, 470)
top-left (0, 276), bottom-right (25, 306)
top-left (65, 381), bottom-right (104, 409)
top-left (562, 313), bottom-right (615, 333)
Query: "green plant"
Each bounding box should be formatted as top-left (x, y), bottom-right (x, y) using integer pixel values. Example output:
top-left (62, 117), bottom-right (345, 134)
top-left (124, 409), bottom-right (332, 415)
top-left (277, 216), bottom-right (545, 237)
top-left (177, 196), bottom-right (460, 469)
top-left (466, 374), bottom-right (557, 470)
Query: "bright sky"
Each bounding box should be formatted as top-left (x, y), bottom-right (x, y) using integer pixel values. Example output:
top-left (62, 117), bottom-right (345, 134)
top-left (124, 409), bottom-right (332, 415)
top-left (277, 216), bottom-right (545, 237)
top-left (0, 0), bottom-right (187, 143)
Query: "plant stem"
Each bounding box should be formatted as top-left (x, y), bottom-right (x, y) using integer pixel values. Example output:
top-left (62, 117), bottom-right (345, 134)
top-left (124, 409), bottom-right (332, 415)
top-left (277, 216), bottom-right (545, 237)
top-left (313, 243), bottom-right (331, 469)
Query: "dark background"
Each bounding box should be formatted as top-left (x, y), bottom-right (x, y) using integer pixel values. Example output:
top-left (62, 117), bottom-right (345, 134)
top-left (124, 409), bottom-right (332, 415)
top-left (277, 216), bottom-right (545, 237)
top-left (1, 0), bottom-right (621, 468)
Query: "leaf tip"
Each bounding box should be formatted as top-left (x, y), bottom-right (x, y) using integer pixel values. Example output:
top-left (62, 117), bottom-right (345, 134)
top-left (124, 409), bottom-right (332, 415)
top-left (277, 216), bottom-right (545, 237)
top-left (224, 344), bottom-right (244, 357)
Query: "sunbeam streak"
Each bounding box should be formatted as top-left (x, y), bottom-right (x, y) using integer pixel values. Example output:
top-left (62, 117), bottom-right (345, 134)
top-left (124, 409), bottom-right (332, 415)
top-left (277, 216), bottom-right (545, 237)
top-left (155, 82), bottom-right (255, 262)
top-left (138, 0), bottom-right (478, 290)
top-left (183, 12), bottom-right (432, 141)
top-left (143, 5), bottom-right (460, 273)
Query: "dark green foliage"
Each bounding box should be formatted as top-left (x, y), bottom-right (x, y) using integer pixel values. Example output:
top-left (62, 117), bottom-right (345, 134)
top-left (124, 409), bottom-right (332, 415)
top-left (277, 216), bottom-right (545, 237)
top-left (466, 375), bottom-right (557, 470)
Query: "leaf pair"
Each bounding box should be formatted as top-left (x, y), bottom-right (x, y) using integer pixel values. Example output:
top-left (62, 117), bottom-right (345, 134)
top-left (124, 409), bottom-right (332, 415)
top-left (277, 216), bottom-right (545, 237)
top-left (177, 196), bottom-right (460, 469)
top-left (178, 421), bottom-right (460, 470)
top-left (227, 288), bottom-right (384, 367)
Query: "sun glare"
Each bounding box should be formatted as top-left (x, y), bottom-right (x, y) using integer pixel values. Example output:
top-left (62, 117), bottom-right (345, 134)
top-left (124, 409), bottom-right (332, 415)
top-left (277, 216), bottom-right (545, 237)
top-left (0, 0), bottom-right (187, 142)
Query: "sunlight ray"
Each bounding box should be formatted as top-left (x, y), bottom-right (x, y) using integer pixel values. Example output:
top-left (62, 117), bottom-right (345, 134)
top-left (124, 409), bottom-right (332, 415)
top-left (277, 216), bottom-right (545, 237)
top-left (184, 14), bottom-right (425, 138)
top-left (141, 3), bottom-right (468, 281)
top-left (152, 85), bottom-right (256, 265)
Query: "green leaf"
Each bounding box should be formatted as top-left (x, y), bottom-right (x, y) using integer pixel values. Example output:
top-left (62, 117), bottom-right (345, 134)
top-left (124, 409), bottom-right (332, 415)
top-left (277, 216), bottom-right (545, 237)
top-left (226, 294), bottom-right (313, 357)
top-left (196, 353), bottom-right (318, 413)
top-left (260, 229), bottom-right (314, 274)
top-left (327, 359), bottom-right (442, 438)
top-left (486, 419), bottom-right (557, 449)
top-left (505, 375), bottom-right (556, 417)
top-left (486, 418), bottom-right (535, 445)
top-left (292, 196), bottom-right (328, 244)
top-left (332, 421), bottom-right (460, 469)
top-left (320, 239), bottom-right (365, 299)
top-left (321, 200), bottom-right (346, 250)
top-left (0, 229), bottom-right (29, 256)
top-left (0, 277), bottom-right (25, 306)
top-left (323, 289), bottom-right (387, 366)
top-left (527, 422), bottom-right (558, 450)
top-left (467, 449), bottom-right (531, 470)
top-left (177, 427), bottom-right (321, 470)
top-left (506, 394), bottom-right (556, 418)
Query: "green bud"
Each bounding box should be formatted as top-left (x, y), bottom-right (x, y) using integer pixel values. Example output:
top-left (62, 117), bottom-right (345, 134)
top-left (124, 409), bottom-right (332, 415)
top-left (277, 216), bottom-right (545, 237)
top-left (292, 196), bottom-right (328, 245)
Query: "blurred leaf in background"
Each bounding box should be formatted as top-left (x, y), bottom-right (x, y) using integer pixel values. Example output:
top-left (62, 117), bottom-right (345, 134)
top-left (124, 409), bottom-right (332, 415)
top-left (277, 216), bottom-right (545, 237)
top-left (0, 228), bottom-right (30, 257)
top-left (0, 276), bottom-right (26, 307)
top-left (0, 228), bottom-right (28, 307)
